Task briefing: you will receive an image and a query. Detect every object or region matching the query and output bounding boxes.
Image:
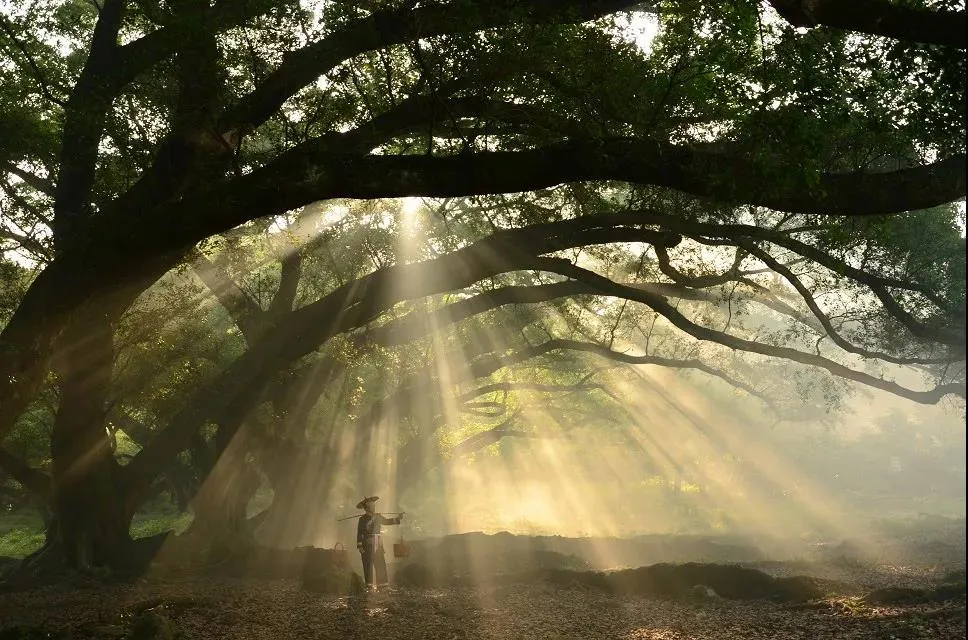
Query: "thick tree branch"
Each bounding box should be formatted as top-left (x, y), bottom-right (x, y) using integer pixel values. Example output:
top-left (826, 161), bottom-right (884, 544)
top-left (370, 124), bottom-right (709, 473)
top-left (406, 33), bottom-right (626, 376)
top-left (369, 275), bottom-right (824, 350)
top-left (770, 0), bottom-right (966, 49)
top-left (112, 3), bottom-right (232, 220)
top-left (273, 227), bottom-right (678, 353)
top-left (1, 162), bottom-right (56, 198)
top-left (267, 251), bottom-right (302, 318)
top-left (152, 141), bottom-right (965, 255)
top-left (218, 0), bottom-right (644, 134)
top-left (448, 413), bottom-right (534, 459)
top-left (108, 1), bottom-right (278, 98)
top-left (120, 224), bottom-right (676, 497)
top-left (191, 254), bottom-right (264, 343)
top-left (321, 95), bottom-right (576, 155)
top-left (0, 228), bottom-right (51, 261)
top-left (369, 281), bottom-right (597, 346)
top-left (52, 0), bottom-right (125, 245)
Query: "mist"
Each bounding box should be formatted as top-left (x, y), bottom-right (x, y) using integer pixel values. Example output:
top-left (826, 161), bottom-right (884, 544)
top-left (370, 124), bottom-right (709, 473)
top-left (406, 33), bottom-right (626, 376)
top-left (240, 355), bottom-right (965, 564)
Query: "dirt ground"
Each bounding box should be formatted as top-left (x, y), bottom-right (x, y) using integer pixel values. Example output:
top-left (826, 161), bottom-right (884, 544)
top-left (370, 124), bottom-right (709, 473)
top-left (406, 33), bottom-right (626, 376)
top-left (3, 524), bottom-right (966, 639)
top-left (1, 568), bottom-right (964, 640)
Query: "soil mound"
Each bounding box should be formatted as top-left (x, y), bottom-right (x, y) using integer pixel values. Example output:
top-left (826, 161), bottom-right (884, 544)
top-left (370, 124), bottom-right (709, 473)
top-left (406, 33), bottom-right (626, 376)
top-left (396, 560), bottom-right (825, 602)
top-left (395, 562), bottom-right (440, 588)
top-left (866, 582), bottom-right (967, 605)
top-left (535, 562), bottom-right (824, 602)
top-left (411, 531), bottom-right (765, 570)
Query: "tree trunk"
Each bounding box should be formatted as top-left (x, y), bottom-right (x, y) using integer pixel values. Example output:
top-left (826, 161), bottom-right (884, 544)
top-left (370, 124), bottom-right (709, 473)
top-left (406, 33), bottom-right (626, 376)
top-left (164, 464), bottom-right (195, 512)
top-left (188, 469), bottom-right (261, 543)
top-left (49, 307), bottom-right (131, 569)
top-left (185, 426), bottom-right (262, 544)
top-left (254, 446), bottom-right (335, 548)
top-left (0, 267), bottom-right (67, 443)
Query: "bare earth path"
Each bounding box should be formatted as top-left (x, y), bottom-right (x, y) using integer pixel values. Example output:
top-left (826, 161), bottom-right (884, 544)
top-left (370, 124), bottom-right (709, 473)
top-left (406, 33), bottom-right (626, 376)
top-left (1, 575), bottom-right (964, 639)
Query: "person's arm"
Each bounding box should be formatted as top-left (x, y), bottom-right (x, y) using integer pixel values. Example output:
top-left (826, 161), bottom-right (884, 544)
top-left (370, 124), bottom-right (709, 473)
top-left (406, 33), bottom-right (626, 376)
top-left (356, 516), bottom-right (365, 550)
top-left (380, 512), bottom-right (404, 525)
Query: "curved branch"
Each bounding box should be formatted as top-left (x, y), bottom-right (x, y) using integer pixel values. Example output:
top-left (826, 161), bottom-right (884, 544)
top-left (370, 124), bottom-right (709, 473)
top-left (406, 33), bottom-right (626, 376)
top-left (271, 224), bottom-right (679, 357)
top-left (459, 381), bottom-right (610, 404)
top-left (150, 141), bottom-right (965, 258)
top-left (0, 226), bottom-right (52, 261)
top-left (653, 244), bottom-right (744, 288)
top-left (770, 0), bottom-right (966, 49)
top-left (370, 275), bottom-right (827, 351)
top-left (595, 209), bottom-right (954, 309)
top-left (53, 0), bottom-right (125, 243)
top-left (672, 230), bottom-right (963, 349)
top-left (68, 222), bottom-right (679, 500)
top-left (369, 281), bottom-right (597, 346)
top-left (218, 0), bottom-right (644, 135)
top-left (539, 260), bottom-right (966, 404)
top-left (1, 162), bottom-right (55, 198)
top-left (870, 284), bottom-right (965, 349)
top-left (449, 412), bottom-right (532, 459)
top-left (509, 338), bottom-right (773, 405)
top-left (737, 240), bottom-right (956, 364)
top-left (322, 95), bottom-right (581, 155)
top-left (111, 1), bottom-right (279, 98)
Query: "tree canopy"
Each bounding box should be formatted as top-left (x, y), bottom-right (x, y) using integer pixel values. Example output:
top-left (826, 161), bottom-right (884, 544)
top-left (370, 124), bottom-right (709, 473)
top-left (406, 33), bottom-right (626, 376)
top-left (0, 0), bottom-right (964, 569)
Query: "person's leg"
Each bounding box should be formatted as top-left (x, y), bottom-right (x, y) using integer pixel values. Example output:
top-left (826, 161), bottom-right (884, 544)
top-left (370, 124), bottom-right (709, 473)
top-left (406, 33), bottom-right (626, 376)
top-left (361, 544), bottom-right (373, 587)
top-left (375, 544), bottom-right (388, 585)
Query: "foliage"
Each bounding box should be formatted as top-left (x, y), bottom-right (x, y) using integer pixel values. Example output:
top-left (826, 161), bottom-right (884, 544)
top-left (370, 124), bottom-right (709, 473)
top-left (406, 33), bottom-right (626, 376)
top-left (0, 512), bottom-right (45, 558)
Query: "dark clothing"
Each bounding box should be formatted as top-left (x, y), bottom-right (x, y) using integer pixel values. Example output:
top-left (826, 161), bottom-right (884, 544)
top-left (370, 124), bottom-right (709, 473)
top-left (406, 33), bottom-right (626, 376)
top-left (360, 540), bottom-right (387, 586)
top-left (356, 513), bottom-right (401, 544)
top-left (356, 513), bottom-right (401, 586)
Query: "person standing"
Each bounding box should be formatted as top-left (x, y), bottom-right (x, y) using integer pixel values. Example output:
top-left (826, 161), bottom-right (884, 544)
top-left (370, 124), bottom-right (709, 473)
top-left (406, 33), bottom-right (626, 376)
top-left (355, 496), bottom-right (404, 591)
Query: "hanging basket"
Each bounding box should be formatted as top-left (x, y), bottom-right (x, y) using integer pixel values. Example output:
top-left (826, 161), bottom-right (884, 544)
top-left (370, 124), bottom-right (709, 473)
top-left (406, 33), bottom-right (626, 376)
top-left (393, 537), bottom-right (411, 558)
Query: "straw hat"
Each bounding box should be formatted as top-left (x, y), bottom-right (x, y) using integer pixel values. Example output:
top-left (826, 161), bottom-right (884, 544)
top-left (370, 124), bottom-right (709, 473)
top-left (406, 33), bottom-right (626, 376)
top-left (356, 495), bottom-right (379, 509)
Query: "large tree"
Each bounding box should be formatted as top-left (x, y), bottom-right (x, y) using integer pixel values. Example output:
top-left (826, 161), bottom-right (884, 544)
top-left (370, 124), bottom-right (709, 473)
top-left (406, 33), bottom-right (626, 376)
top-left (0, 0), bottom-right (964, 569)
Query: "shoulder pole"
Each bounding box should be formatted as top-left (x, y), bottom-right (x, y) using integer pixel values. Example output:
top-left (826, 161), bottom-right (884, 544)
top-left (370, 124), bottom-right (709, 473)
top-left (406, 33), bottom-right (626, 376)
top-left (336, 511), bottom-right (403, 521)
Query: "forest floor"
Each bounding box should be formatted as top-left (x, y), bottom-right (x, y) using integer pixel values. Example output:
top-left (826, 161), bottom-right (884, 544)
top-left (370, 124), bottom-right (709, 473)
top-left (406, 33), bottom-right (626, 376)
top-left (1, 517), bottom-right (965, 639)
top-left (0, 566), bottom-right (965, 640)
